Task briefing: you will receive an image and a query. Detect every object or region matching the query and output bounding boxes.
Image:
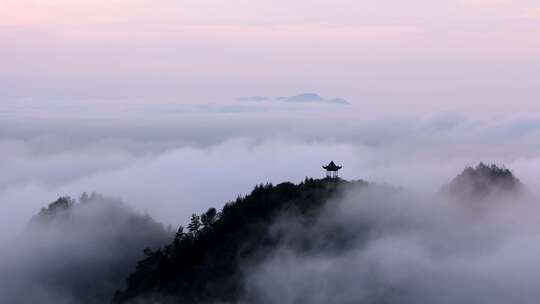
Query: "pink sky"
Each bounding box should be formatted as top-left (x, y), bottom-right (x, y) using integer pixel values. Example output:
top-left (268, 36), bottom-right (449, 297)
top-left (2, 0), bottom-right (539, 114)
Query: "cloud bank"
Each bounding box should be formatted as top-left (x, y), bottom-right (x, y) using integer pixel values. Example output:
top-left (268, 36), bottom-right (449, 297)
top-left (241, 183), bottom-right (540, 304)
top-left (2, 101), bottom-right (540, 303)
top-left (2, 104), bottom-right (540, 244)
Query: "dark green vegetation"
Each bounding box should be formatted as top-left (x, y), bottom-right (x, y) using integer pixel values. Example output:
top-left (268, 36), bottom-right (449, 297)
top-left (113, 178), bottom-right (368, 303)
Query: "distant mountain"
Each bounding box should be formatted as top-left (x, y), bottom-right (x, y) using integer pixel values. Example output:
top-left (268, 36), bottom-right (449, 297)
top-left (327, 98), bottom-right (350, 105)
top-left (237, 96), bottom-right (271, 102)
top-left (282, 93), bottom-right (350, 105)
top-left (284, 93), bottom-right (325, 102)
top-left (443, 163), bottom-right (523, 200)
top-left (238, 93), bottom-right (351, 105)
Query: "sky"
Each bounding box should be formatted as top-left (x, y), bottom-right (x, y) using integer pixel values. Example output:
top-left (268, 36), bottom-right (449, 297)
top-left (1, 0), bottom-right (539, 113)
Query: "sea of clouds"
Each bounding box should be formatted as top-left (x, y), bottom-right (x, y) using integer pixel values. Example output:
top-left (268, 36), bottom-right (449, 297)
top-left (2, 100), bottom-right (540, 243)
top-left (241, 179), bottom-right (540, 304)
top-left (3, 99), bottom-right (540, 303)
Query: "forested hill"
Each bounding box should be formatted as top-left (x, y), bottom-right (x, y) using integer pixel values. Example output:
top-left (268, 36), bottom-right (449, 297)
top-left (443, 163), bottom-right (523, 200)
top-left (0, 193), bottom-right (171, 304)
top-left (113, 178), bottom-right (369, 304)
top-left (113, 164), bottom-right (523, 303)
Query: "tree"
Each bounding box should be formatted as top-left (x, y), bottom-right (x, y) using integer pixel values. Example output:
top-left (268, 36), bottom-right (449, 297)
top-left (187, 214), bottom-right (201, 237)
top-left (200, 208), bottom-right (217, 228)
top-left (36, 196), bottom-right (75, 221)
top-left (173, 226), bottom-right (185, 247)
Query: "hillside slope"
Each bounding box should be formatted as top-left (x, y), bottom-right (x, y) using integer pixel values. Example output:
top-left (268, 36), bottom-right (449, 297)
top-left (114, 164), bottom-right (526, 304)
top-left (113, 178), bottom-right (368, 303)
top-left (0, 193), bottom-right (170, 304)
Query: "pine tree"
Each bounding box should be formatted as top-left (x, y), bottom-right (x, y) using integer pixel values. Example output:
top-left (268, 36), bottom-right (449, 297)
top-left (174, 226), bottom-right (185, 247)
top-left (187, 214), bottom-right (201, 237)
top-left (200, 208), bottom-right (217, 228)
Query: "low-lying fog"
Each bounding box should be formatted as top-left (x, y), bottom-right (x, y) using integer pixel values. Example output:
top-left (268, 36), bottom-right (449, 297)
top-left (2, 100), bottom-right (540, 303)
top-left (242, 184), bottom-right (540, 304)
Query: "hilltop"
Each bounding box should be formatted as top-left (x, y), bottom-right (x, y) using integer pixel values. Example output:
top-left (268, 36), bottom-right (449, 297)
top-left (0, 193), bottom-right (171, 304)
top-left (113, 178), bottom-right (368, 303)
top-left (443, 163), bottom-right (523, 200)
top-left (113, 163), bottom-right (526, 303)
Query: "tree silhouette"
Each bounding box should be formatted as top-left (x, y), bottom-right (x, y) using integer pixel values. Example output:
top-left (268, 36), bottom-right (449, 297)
top-left (201, 208), bottom-right (217, 228)
top-left (187, 214), bottom-right (201, 237)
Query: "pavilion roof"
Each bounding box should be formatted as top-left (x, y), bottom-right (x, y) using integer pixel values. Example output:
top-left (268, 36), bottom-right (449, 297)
top-left (323, 161), bottom-right (342, 171)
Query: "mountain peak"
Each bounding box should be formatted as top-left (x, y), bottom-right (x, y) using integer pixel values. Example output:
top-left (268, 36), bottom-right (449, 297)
top-left (444, 163), bottom-right (523, 200)
top-left (285, 93), bottom-right (325, 102)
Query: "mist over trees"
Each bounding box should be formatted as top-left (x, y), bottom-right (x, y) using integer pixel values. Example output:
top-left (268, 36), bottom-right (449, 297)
top-left (0, 163), bottom-right (532, 304)
top-left (113, 178), bottom-right (368, 303)
top-left (0, 193), bottom-right (171, 304)
top-left (114, 164), bottom-right (528, 304)
top-left (443, 163), bottom-right (523, 200)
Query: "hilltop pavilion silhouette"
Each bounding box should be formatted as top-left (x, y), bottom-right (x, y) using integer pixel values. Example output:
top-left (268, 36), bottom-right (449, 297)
top-left (323, 161), bottom-right (342, 179)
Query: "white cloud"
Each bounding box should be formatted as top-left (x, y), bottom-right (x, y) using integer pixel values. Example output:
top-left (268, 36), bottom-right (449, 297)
top-left (3, 107), bottom-right (540, 244)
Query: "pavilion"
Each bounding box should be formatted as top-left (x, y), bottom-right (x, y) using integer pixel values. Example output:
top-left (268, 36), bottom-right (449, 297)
top-left (323, 161), bottom-right (342, 179)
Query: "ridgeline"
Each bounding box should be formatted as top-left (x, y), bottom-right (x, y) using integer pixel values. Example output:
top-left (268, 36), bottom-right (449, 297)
top-left (13, 164), bottom-right (522, 304)
top-left (113, 178), bottom-right (367, 303)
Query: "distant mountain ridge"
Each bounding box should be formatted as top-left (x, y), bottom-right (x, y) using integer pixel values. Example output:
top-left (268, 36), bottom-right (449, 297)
top-left (238, 93), bottom-right (350, 105)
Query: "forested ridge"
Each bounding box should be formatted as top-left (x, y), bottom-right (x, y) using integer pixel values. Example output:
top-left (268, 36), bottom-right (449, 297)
top-left (113, 177), bottom-right (368, 303)
top-left (113, 164), bottom-right (523, 303)
top-left (7, 163), bottom-right (521, 304)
